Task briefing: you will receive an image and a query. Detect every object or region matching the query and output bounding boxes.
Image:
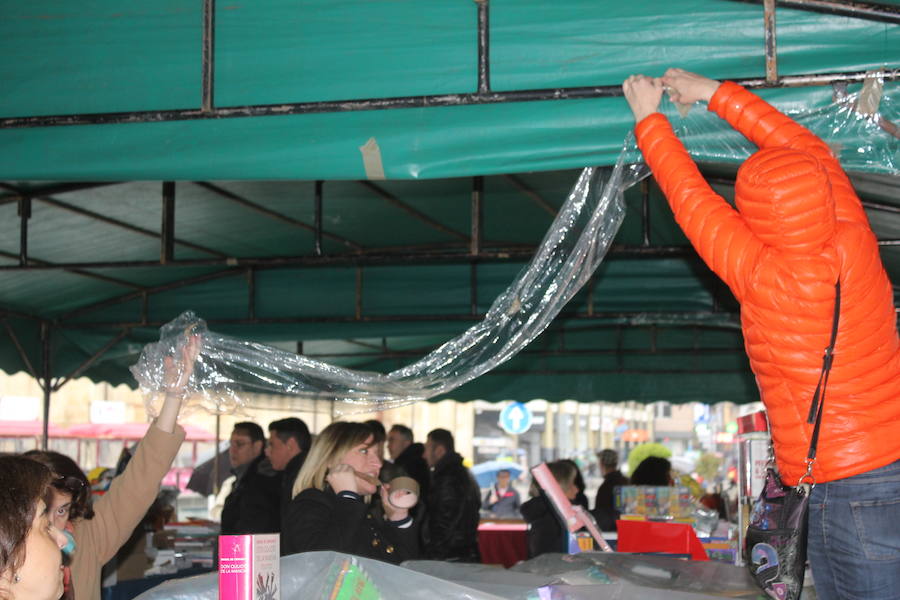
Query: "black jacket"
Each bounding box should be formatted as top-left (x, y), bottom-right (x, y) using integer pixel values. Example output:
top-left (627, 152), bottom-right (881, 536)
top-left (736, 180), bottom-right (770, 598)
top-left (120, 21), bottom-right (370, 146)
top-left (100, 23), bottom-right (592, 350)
top-left (520, 495), bottom-right (568, 558)
top-left (423, 452), bottom-right (481, 561)
top-left (281, 488), bottom-right (419, 565)
top-left (592, 469), bottom-right (629, 531)
top-left (391, 442), bottom-right (430, 500)
top-left (220, 454), bottom-right (282, 535)
top-left (279, 452), bottom-right (306, 529)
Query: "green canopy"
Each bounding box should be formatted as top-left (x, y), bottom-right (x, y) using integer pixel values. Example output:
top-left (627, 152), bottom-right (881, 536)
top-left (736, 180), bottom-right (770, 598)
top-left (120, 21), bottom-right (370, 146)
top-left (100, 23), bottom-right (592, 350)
top-left (0, 0), bottom-right (897, 406)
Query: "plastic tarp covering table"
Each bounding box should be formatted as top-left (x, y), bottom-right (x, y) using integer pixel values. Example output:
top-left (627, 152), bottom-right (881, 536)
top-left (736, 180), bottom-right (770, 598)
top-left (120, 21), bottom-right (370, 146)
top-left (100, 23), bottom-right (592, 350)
top-left (133, 550), bottom-right (769, 600)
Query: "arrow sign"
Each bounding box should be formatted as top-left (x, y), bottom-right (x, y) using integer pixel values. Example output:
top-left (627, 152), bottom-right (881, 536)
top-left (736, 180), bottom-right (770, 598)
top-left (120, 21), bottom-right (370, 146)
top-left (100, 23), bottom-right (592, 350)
top-left (499, 401), bottom-right (533, 434)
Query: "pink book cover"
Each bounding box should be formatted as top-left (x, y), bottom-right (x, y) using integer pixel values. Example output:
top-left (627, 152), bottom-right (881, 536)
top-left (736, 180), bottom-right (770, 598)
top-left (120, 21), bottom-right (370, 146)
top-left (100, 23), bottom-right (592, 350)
top-left (218, 534), bottom-right (280, 600)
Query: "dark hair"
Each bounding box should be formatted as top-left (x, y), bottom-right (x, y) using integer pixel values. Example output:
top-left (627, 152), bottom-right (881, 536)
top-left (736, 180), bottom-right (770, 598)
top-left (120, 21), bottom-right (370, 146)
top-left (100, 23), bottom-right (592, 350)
top-left (426, 428), bottom-right (455, 454)
top-left (630, 456), bottom-right (673, 486)
top-left (559, 459), bottom-right (586, 493)
top-left (597, 449), bottom-right (619, 468)
top-left (23, 450), bottom-right (94, 521)
top-left (389, 424), bottom-right (413, 442)
top-left (269, 418), bottom-right (312, 453)
top-left (0, 455), bottom-right (54, 580)
top-left (233, 421), bottom-right (265, 444)
top-left (363, 420), bottom-right (386, 444)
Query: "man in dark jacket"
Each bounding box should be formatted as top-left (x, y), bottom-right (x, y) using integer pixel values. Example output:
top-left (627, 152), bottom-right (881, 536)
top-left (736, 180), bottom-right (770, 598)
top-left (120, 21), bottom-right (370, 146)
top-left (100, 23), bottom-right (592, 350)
top-left (386, 424), bottom-right (430, 500)
top-left (422, 428), bottom-right (481, 561)
top-left (267, 417), bottom-right (311, 530)
top-left (592, 448), bottom-right (628, 531)
top-left (220, 421), bottom-right (281, 534)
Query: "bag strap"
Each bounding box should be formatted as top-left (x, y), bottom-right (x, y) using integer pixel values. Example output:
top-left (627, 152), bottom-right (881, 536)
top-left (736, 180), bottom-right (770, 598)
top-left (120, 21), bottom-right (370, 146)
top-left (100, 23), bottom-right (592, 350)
top-left (800, 280), bottom-right (841, 484)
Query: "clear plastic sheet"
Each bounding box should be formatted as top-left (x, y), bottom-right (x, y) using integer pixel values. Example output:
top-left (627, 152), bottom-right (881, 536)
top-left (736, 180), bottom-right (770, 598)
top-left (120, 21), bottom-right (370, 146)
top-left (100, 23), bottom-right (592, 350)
top-left (132, 551), bottom-right (508, 600)
top-left (131, 149), bottom-right (646, 416)
top-left (643, 72), bottom-right (899, 175)
top-left (131, 78), bottom-right (896, 416)
top-left (133, 550), bottom-right (767, 600)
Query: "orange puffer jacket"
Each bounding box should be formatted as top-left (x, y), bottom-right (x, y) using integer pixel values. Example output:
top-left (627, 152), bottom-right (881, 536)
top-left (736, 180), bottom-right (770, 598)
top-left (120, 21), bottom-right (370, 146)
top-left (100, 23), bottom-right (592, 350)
top-left (635, 81), bottom-right (900, 485)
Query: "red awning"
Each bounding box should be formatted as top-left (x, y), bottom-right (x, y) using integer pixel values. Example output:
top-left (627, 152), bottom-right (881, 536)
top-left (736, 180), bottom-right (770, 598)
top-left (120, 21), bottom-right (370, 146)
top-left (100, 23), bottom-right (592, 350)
top-left (62, 422), bottom-right (216, 442)
top-left (0, 420), bottom-right (64, 437)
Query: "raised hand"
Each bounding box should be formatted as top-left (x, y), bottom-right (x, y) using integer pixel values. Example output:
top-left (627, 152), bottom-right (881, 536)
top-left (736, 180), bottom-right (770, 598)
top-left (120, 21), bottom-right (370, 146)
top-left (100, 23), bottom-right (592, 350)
top-left (661, 68), bottom-right (720, 105)
top-left (163, 333), bottom-right (202, 395)
top-left (326, 464), bottom-right (359, 495)
top-left (622, 74), bottom-right (664, 123)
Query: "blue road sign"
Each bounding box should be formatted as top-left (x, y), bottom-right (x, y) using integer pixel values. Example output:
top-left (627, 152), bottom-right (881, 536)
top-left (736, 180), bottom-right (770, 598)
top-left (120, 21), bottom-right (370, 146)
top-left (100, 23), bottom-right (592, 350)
top-left (499, 402), bottom-right (533, 435)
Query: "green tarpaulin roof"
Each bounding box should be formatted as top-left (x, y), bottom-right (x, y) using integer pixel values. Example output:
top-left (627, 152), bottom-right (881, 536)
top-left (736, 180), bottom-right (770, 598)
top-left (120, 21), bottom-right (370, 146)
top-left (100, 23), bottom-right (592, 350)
top-left (0, 0), bottom-right (898, 404)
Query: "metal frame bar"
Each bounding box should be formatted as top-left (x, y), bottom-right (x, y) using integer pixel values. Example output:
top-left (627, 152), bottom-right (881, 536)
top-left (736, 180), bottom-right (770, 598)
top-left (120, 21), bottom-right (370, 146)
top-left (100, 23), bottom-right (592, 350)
top-left (202, 0), bottom-right (216, 113)
top-left (17, 197), bottom-right (31, 266)
top-left (58, 309), bottom-right (738, 330)
top-left (314, 181), bottom-right (324, 256)
top-left (476, 0), bottom-right (490, 94)
top-left (0, 249), bottom-right (144, 290)
top-left (764, 0), bottom-right (778, 84)
top-left (40, 323), bottom-right (51, 449)
top-left (358, 181), bottom-right (469, 242)
top-left (0, 182), bottom-right (120, 206)
top-left (0, 244), bottom-right (695, 273)
top-left (504, 175), bottom-right (557, 217)
top-left (727, 0), bottom-right (900, 24)
top-left (2, 318), bottom-right (39, 380)
top-left (51, 328), bottom-right (130, 391)
top-left (196, 181), bottom-right (363, 251)
top-left (3, 70), bottom-right (895, 129)
top-left (161, 181), bottom-right (176, 263)
top-left (32, 194), bottom-right (227, 258)
top-left (59, 268), bottom-right (245, 321)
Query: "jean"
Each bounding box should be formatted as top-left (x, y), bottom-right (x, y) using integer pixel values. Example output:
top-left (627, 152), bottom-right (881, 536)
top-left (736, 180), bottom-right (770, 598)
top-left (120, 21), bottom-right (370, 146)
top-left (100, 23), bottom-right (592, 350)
top-left (807, 459), bottom-right (900, 600)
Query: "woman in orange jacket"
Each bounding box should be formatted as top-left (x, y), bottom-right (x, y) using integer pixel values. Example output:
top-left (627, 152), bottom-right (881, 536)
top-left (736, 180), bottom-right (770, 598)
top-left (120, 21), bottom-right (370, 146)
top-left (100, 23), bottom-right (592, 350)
top-left (623, 69), bottom-right (900, 600)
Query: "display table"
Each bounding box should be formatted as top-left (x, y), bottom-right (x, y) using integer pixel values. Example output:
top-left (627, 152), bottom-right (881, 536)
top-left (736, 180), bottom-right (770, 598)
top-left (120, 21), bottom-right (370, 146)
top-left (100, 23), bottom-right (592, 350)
top-left (101, 566), bottom-right (214, 600)
top-left (478, 520), bottom-right (528, 568)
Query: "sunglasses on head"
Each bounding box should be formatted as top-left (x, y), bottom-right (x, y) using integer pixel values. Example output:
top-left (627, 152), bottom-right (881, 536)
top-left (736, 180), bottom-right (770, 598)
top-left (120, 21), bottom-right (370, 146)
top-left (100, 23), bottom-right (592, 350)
top-left (52, 476), bottom-right (86, 494)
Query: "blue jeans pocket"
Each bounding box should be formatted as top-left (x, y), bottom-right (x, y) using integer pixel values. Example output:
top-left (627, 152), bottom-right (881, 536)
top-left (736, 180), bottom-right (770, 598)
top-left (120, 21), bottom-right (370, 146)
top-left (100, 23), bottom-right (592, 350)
top-left (850, 497), bottom-right (900, 560)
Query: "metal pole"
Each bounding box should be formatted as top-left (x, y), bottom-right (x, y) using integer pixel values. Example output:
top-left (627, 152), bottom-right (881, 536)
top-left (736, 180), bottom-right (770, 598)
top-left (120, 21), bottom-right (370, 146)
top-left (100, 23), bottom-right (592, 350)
top-left (2, 69), bottom-right (897, 129)
top-left (18, 197), bottom-right (30, 266)
top-left (476, 0), bottom-right (490, 94)
top-left (40, 322), bottom-right (51, 450)
top-left (764, 0), bottom-right (778, 84)
top-left (202, 0), bottom-right (216, 113)
top-left (161, 181), bottom-right (176, 264)
top-left (314, 180), bottom-right (324, 256)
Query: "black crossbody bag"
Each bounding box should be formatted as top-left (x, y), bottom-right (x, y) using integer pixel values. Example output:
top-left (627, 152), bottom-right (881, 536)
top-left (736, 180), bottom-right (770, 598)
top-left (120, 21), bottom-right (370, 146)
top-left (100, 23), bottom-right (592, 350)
top-left (745, 281), bottom-right (840, 600)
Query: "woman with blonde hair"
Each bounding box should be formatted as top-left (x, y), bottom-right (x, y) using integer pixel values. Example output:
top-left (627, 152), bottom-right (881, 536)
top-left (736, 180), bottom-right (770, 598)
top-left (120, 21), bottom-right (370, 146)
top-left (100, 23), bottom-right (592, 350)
top-left (282, 422), bottom-right (419, 564)
top-left (0, 455), bottom-right (68, 600)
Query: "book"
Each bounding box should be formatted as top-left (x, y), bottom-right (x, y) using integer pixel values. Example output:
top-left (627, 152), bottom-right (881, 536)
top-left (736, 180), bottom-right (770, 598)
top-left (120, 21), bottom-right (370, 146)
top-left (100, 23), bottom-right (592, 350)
top-left (218, 534), bottom-right (280, 600)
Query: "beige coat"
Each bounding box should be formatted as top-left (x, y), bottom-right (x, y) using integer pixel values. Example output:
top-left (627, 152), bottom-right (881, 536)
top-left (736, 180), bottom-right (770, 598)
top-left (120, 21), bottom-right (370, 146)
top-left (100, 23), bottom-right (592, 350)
top-left (71, 423), bottom-right (185, 600)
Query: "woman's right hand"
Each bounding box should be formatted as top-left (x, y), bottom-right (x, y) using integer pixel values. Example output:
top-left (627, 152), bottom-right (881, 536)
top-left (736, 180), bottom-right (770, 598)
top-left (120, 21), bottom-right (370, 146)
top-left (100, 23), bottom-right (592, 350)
top-left (326, 464), bottom-right (359, 495)
top-left (661, 68), bottom-right (720, 105)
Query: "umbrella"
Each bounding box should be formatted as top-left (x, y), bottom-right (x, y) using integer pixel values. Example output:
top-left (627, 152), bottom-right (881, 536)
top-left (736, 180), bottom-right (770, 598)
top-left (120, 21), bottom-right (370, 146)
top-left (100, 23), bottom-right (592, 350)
top-left (186, 444), bottom-right (232, 496)
top-left (470, 460), bottom-right (523, 488)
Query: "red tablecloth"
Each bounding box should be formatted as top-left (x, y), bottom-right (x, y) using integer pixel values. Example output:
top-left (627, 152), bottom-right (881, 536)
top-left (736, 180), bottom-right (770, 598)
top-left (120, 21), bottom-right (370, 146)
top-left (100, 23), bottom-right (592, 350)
top-left (478, 521), bottom-right (528, 568)
top-left (615, 520), bottom-right (709, 561)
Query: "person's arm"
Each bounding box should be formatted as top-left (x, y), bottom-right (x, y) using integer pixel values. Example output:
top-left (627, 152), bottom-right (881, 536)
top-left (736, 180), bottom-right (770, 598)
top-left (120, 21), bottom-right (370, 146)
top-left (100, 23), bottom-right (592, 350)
top-left (662, 68), bottom-right (867, 226)
top-left (624, 75), bottom-right (763, 300)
